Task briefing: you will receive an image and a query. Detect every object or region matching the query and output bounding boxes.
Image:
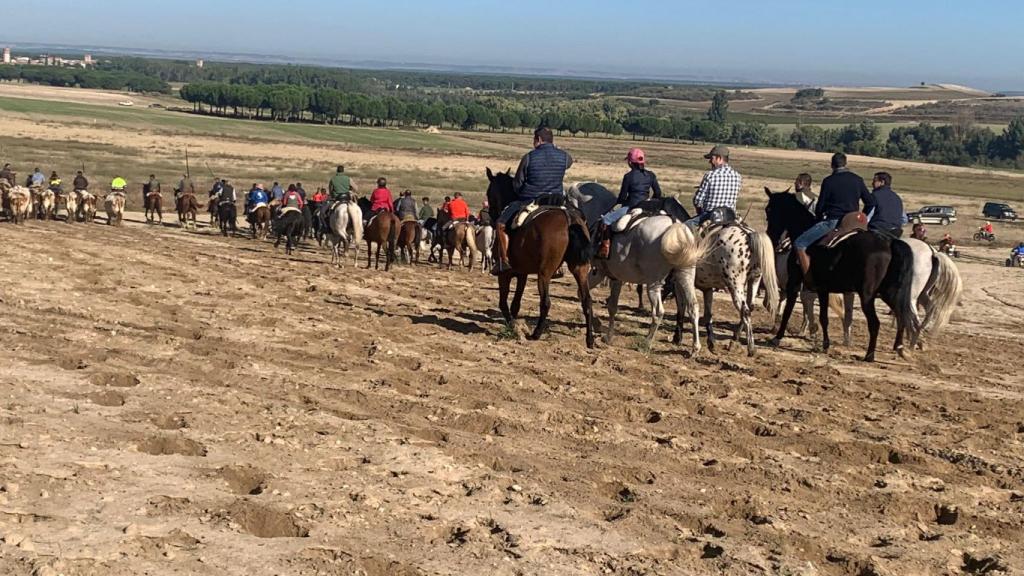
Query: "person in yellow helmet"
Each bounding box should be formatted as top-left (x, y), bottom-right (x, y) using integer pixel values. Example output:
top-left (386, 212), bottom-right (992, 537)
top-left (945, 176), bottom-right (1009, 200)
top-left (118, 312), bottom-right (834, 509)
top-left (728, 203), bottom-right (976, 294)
top-left (111, 175), bottom-right (127, 193)
top-left (48, 171), bottom-right (62, 194)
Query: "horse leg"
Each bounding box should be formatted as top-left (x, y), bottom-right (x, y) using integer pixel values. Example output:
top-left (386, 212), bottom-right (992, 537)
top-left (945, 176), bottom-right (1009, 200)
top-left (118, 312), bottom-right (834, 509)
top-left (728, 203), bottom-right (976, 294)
top-left (702, 289), bottom-right (716, 352)
top-left (604, 279), bottom-right (623, 345)
top-left (843, 292), bottom-right (856, 346)
top-left (572, 263), bottom-right (596, 349)
top-left (529, 276), bottom-right (552, 341)
top-left (636, 284), bottom-right (646, 312)
top-left (818, 291), bottom-right (831, 353)
top-left (510, 274), bottom-right (527, 319)
top-left (375, 242), bottom-right (383, 270)
top-left (645, 279), bottom-right (665, 346)
top-left (771, 261), bottom-right (802, 346)
top-left (366, 241), bottom-right (373, 269)
top-left (799, 289), bottom-right (817, 337)
top-left (498, 272), bottom-right (513, 323)
top-left (862, 296), bottom-right (881, 362)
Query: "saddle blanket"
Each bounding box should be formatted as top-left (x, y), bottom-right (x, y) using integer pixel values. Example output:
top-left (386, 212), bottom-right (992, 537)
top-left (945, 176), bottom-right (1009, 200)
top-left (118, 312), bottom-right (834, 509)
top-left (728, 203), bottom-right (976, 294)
top-left (511, 203), bottom-right (564, 230)
top-left (280, 206), bottom-right (301, 215)
top-left (250, 202), bottom-right (268, 211)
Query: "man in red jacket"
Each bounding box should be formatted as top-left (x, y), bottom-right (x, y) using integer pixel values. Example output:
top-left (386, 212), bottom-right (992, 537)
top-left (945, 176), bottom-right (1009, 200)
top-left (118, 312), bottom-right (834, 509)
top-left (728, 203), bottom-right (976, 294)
top-left (448, 192), bottom-right (470, 222)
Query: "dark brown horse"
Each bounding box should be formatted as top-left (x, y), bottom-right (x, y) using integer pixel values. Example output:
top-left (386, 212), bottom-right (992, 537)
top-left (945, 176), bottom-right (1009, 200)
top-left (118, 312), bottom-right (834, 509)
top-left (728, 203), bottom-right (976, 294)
top-left (397, 219), bottom-right (422, 264)
top-left (177, 192), bottom-right (199, 230)
top-left (364, 210), bottom-right (399, 271)
top-left (145, 191), bottom-right (163, 224)
top-left (485, 168), bottom-right (595, 348)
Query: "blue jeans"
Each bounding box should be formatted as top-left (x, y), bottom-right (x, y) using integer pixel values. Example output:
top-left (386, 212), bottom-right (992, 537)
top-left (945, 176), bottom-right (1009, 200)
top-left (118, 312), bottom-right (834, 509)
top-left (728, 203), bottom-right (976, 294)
top-left (684, 212), bottom-right (710, 229)
top-left (794, 219), bottom-right (839, 250)
top-left (497, 201), bottom-right (525, 225)
top-left (601, 206), bottom-right (629, 226)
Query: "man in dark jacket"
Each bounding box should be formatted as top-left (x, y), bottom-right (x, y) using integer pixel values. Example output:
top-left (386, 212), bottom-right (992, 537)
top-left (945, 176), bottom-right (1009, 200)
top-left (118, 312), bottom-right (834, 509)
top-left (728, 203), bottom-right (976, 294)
top-left (73, 170), bottom-right (89, 191)
top-left (867, 172), bottom-right (904, 238)
top-left (794, 153), bottom-right (877, 274)
top-left (396, 190), bottom-right (418, 221)
top-left (492, 126), bottom-right (573, 274)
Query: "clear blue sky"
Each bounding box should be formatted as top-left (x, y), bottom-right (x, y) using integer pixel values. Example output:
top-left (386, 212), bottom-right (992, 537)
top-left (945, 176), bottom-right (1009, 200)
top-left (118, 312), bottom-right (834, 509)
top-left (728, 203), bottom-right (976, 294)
top-left (6, 0), bottom-right (1024, 89)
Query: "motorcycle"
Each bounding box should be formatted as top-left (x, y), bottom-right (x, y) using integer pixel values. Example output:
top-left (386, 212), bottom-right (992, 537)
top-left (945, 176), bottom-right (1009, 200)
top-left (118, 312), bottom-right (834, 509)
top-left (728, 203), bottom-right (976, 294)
top-left (938, 241), bottom-right (959, 258)
top-left (973, 230), bottom-right (996, 242)
top-left (1006, 254), bottom-right (1024, 268)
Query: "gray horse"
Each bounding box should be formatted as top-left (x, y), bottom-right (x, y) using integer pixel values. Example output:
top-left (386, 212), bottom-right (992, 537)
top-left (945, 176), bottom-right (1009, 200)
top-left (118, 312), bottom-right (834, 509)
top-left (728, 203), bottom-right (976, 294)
top-left (590, 218), bottom-right (707, 350)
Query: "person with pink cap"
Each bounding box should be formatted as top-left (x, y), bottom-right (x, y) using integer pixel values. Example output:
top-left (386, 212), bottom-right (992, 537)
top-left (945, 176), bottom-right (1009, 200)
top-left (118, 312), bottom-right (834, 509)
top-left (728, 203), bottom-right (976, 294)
top-left (594, 147), bottom-right (663, 258)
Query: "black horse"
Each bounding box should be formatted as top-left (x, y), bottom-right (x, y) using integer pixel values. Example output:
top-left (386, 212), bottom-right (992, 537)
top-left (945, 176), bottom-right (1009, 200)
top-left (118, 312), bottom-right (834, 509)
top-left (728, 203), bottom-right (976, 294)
top-left (218, 200), bottom-right (237, 237)
top-left (763, 188), bottom-right (915, 361)
top-left (274, 210), bottom-right (304, 255)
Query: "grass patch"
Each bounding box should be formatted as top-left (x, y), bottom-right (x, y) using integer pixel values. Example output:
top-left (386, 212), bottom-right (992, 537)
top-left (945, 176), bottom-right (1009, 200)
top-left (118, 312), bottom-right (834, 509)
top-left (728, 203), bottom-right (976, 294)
top-left (496, 322), bottom-right (518, 341)
top-left (631, 335), bottom-right (652, 355)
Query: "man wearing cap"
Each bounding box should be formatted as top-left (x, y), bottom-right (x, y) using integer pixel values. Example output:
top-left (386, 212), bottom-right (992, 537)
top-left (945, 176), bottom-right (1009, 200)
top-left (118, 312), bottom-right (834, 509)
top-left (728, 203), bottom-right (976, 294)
top-left (492, 126), bottom-right (574, 274)
top-left (793, 152), bottom-right (876, 274)
top-left (688, 145), bottom-right (742, 228)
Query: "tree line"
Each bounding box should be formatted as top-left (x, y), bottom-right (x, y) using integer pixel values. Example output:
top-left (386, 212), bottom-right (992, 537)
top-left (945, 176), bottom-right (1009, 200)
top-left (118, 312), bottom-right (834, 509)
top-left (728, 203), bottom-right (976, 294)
top-left (0, 65), bottom-right (170, 93)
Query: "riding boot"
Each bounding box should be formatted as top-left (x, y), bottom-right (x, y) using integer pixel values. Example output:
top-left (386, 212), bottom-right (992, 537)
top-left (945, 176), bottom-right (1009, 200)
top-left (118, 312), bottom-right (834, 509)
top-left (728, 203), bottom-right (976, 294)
top-left (492, 223), bottom-right (511, 275)
top-left (595, 223), bottom-right (611, 259)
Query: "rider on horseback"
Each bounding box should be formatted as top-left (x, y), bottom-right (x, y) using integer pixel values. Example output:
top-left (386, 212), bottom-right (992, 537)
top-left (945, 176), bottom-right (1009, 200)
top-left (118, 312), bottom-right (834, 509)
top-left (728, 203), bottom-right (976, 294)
top-left (396, 190), bottom-right (418, 222)
top-left (687, 145), bottom-right (741, 230)
top-left (594, 147), bottom-right (663, 258)
top-left (110, 175), bottom-right (127, 194)
top-left (867, 172), bottom-right (905, 238)
top-left (73, 170), bottom-right (88, 192)
top-left (281, 184), bottom-right (305, 211)
top-left (369, 178), bottom-right (395, 215)
top-left (48, 171), bottom-right (62, 194)
top-left (794, 153), bottom-right (876, 275)
top-left (493, 126), bottom-right (574, 274)
top-left (321, 165), bottom-right (356, 223)
top-left (245, 183), bottom-right (268, 215)
top-left (29, 167), bottom-right (45, 189)
top-left (447, 192), bottom-right (470, 226)
top-left (145, 174), bottom-right (161, 205)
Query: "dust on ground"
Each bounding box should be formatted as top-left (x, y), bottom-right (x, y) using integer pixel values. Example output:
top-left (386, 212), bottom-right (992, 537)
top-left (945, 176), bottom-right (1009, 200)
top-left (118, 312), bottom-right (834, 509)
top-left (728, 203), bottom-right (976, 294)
top-left (0, 211), bottom-right (1022, 576)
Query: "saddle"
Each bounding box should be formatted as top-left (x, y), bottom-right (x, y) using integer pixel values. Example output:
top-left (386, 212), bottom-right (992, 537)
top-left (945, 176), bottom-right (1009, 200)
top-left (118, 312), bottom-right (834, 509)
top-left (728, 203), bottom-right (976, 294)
top-left (250, 201), bottom-right (268, 211)
top-left (146, 191), bottom-right (162, 198)
top-left (280, 206), bottom-right (301, 216)
top-left (401, 213), bottom-right (418, 223)
top-left (819, 212), bottom-right (868, 248)
top-left (108, 190), bottom-right (126, 198)
top-left (700, 208), bottom-right (751, 238)
top-left (218, 199), bottom-right (236, 206)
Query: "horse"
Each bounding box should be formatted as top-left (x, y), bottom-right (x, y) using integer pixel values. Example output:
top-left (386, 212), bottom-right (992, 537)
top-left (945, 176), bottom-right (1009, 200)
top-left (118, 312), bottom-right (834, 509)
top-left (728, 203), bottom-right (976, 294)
top-left (485, 168), bottom-right (596, 348)
top-left (565, 181), bottom-right (619, 233)
top-left (326, 201), bottom-right (364, 267)
top-left (248, 204), bottom-right (271, 240)
top-left (590, 213), bottom-right (707, 350)
top-left (104, 192), bottom-right (126, 226)
top-left (37, 188), bottom-right (56, 220)
top-left (764, 189), bottom-right (916, 361)
top-left (442, 221), bottom-right (478, 271)
top-left (363, 210), bottom-right (400, 271)
top-left (476, 223), bottom-right (494, 273)
top-left (176, 192), bottom-right (199, 230)
top-left (684, 216), bottom-right (780, 356)
top-left (274, 208), bottom-right (304, 255)
top-left (218, 199), bottom-right (238, 237)
top-left (60, 190), bottom-right (79, 223)
top-left (898, 237), bottom-right (962, 350)
top-left (3, 185), bottom-right (32, 224)
top-left (207, 193), bottom-right (220, 226)
top-left (145, 190), bottom-right (163, 224)
top-left (397, 219), bottom-right (422, 265)
top-left (77, 190), bottom-right (98, 224)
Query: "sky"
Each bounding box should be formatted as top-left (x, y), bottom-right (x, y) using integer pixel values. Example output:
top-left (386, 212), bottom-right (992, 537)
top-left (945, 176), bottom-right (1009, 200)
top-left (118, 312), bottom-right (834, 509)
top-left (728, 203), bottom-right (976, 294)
top-left (5, 0), bottom-right (1024, 90)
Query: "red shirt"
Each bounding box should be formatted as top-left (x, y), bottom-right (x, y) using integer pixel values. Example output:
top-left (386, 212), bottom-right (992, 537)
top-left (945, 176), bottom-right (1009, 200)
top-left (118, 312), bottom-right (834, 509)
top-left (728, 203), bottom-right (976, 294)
top-left (448, 197), bottom-right (470, 220)
top-left (370, 187), bottom-right (394, 212)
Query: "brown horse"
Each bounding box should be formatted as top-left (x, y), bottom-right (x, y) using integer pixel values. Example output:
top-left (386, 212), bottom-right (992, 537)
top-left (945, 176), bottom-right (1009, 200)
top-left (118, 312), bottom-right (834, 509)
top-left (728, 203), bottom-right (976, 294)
top-left (485, 168), bottom-right (595, 348)
top-left (177, 192), bottom-right (199, 229)
top-left (364, 210), bottom-right (399, 271)
top-left (249, 204), bottom-right (271, 239)
top-left (145, 191), bottom-right (163, 224)
top-left (442, 221), bottom-right (478, 271)
top-left (397, 219), bottom-right (422, 264)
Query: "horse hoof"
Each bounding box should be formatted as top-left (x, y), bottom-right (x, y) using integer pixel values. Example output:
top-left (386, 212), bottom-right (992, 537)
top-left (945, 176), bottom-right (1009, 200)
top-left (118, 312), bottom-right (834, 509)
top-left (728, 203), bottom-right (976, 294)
top-left (863, 354), bottom-right (875, 362)
top-left (767, 338), bottom-right (781, 347)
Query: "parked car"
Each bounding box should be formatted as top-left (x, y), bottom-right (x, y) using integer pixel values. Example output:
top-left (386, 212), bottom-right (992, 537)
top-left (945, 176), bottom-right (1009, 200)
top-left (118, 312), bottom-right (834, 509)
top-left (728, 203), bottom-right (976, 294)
top-left (907, 205), bottom-right (957, 226)
top-left (982, 202), bottom-right (1017, 220)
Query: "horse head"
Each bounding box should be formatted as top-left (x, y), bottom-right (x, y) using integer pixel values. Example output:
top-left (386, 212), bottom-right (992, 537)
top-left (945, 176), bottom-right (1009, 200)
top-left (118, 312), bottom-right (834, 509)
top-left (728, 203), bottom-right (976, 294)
top-left (763, 186), bottom-right (814, 248)
top-left (485, 167), bottom-right (514, 222)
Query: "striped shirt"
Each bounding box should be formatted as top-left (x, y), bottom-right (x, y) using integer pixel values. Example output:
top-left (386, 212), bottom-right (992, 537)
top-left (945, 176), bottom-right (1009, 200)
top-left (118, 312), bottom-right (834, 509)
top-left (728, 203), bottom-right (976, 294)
top-left (693, 164), bottom-right (742, 213)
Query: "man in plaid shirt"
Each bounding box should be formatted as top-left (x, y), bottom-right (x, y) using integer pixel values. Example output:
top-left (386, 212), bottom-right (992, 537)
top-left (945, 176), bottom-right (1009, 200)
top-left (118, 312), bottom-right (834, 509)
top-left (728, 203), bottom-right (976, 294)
top-left (688, 145), bottom-right (742, 226)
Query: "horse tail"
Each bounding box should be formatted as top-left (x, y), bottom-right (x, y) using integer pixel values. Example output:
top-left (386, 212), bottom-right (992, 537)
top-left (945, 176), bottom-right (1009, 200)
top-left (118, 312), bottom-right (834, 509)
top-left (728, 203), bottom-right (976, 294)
top-left (751, 231), bottom-right (780, 317)
top-left (660, 222), bottom-right (705, 269)
top-left (923, 251), bottom-right (962, 334)
top-left (348, 203), bottom-right (364, 246)
top-left (828, 293), bottom-right (846, 319)
top-left (464, 224), bottom-right (478, 256)
top-left (564, 222), bottom-right (593, 267)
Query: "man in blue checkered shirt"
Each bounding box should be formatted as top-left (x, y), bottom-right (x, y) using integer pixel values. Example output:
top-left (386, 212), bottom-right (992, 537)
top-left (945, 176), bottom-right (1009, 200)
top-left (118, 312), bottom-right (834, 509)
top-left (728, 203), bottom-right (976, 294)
top-left (687, 145), bottom-right (742, 227)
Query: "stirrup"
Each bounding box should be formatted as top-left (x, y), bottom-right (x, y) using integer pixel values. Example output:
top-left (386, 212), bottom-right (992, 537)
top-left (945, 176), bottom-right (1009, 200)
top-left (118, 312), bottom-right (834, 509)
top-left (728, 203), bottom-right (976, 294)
top-left (490, 260), bottom-right (510, 276)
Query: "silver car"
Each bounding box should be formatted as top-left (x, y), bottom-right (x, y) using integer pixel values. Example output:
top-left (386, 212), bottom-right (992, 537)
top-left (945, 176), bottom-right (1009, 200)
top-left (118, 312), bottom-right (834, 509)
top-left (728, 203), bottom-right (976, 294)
top-left (908, 205), bottom-right (957, 226)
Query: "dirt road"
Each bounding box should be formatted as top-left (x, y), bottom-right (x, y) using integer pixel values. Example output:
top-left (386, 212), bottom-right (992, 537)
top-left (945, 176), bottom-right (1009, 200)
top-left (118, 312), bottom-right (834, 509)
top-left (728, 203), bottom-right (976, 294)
top-left (0, 214), bottom-right (1022, 575)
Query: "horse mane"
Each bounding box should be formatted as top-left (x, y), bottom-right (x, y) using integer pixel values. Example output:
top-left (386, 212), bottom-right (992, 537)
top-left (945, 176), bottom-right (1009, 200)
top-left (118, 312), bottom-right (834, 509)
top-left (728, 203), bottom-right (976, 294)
top-left (485, 168), bottom-right (515, 221)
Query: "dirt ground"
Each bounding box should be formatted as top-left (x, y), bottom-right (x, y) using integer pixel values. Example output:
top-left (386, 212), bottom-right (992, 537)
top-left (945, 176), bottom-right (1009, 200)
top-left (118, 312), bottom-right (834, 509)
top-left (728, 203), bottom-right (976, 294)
top-left (0, 209), bottom-right (1022, 576)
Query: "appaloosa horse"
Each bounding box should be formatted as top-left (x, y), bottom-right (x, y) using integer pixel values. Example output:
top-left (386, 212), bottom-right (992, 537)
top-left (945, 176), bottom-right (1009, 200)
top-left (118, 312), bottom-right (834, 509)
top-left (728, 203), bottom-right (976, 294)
top-left (486, 168), bottom-right (596, 348)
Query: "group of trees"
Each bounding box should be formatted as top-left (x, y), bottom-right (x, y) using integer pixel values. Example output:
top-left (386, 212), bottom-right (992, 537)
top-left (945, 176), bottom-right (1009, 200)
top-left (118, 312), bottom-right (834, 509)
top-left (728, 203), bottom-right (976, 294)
top-left (788, 118), bottom-right (1024, 167)
top-left (0, 65), bottom-right (169, 93)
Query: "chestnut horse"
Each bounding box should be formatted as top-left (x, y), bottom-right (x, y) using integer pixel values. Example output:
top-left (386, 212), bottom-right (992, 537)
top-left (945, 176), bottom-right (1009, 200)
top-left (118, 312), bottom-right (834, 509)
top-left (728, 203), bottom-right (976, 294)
top-left (177, 192), bottom-right (199, 230)
top-left (485, 168), bottom-right (595, 348)
top-left (364, 210), bottom-right (399, 271)
top-left (442, 221), bottom-right (478, 271)
top-left (145, 191), bottom-right (163, 224)
top-left (397, 219), bottom-right (422, 264)
top-left (249, 204), bottom-right (271, 239)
